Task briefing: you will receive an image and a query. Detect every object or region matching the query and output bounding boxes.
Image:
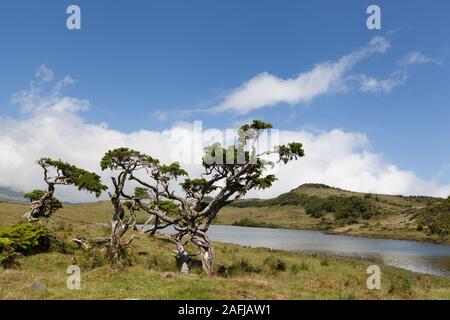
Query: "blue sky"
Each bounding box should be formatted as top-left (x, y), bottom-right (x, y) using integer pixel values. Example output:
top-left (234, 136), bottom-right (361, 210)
top-left (0, 0), bottom-right (449, 199)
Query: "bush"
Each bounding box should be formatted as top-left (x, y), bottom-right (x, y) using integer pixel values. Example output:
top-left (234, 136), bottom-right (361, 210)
top-left (416, 200), bottom-right (450, 236)
top-left (77, 248), bottom-right (109, 270)
top-left (263, 255), bottom-right (287, 272)
top-left (320, 258), bottom-right (329, 266)
top-left (0, 222), bottom-right (55, 268)
top-left (51, 239), bottom-right (78, 254)
top-left (217, 258), bottom-right (260, 277)
top-left (232, 218), bottom-right (278, 229)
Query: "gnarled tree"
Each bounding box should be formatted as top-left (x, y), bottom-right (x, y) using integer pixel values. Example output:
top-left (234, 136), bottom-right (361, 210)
top-left (100, 148), bottom-right (159, 266)
top-left (24, 189), bottom-right (63, 218)
top-left (24, 158), bottom-right (107, 221)
top-left (115, 120), bottom-right (304, 275)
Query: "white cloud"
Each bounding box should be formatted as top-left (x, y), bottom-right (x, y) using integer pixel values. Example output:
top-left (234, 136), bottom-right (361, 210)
top-left (356, 70), bottom-right (407, 93)
top-left (35, 64), bottom-right (54, 82)
top-left (352, 51), bottom-right (442, 93)
top-left (1, 66), bottom-right (449, 202)
top-left (399, 52), bottom-right (442, 66)
top-left (211, 36), bottom-right (391, 114)
top-left (249, 129), bottom-right (450, 199)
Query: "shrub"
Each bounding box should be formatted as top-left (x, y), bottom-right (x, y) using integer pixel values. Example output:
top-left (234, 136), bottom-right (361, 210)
top-left (51, 239), bottom-right (78, 254)
top-left (388, 276), bottom-right (412, 296)
top-left (217, 258), bottom-right (260, 277)
top-left (77, 248), bottom-right (109, 270)
top-left (232, 218), bottom-right (278, 229)
top-left (416, 200), bottom-right (450, 236)
top-left (263, 255), bottom-right (287, 272)
top-left (320, 258), bottom-right (329, 266)
top-left (0, 222), bottom-right (55, 268)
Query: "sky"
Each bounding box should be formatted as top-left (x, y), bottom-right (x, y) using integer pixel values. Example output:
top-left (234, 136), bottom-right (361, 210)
top-left (0, 0), bottom-right (449, 201)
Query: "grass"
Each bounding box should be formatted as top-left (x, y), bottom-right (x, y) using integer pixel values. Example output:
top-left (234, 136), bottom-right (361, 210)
top-left (0, 203), bottom-right (449, 300)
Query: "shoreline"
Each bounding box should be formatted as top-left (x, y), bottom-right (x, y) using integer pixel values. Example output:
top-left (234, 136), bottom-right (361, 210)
top-left (213, 222), bottom-right (450, 245)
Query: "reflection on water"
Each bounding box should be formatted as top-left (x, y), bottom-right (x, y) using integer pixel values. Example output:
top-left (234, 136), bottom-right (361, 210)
top-left (157, 225), bottom-right (450, 276)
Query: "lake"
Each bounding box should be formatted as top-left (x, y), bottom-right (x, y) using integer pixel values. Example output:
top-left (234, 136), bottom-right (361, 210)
top-left (156, 225), bottom-right (450, 276)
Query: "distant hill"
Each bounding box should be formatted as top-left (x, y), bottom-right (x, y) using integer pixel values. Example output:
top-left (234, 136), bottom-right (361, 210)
top-left (231, 183), bottom-right (442, 209)
top-left (221, 183), bottom-right (449, 243)
top-left (0, 187), bottom-right (27, 204)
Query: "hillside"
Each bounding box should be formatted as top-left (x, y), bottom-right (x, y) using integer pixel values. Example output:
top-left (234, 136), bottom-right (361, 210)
top-left (0, 187), bottom-right (27, 204)
top-left (218, 184), bottom-right (449, 243)
top-left (0, 183), bottom-right (448, 244)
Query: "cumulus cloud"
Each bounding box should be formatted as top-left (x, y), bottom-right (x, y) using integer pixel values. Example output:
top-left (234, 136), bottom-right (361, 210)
top-left (249, 129), bottom-right (450, 199)
top-left (210, 37), bottom-right (390, 114)
top-left (1, 66), bottom-right (449, 202)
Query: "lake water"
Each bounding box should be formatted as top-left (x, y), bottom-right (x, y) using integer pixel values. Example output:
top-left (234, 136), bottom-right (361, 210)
top-left (156, 225), bottom-right (450, 276)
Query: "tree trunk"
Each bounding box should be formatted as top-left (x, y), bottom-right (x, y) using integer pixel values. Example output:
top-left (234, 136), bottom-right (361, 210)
top-left (192, 232), bottom-right (215, 275)
top-left (110, 219), bottom-right (124, 267)
top-left (109, 193), bottom-right (126, 267)
top-left (24, 185), bottom-right (55, 221)
top-left (174, 239), bottom-right (192, 275)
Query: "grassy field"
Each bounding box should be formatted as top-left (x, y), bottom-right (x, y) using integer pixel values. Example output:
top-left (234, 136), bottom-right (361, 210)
top-left (0, 200), bottom-right (450, 300)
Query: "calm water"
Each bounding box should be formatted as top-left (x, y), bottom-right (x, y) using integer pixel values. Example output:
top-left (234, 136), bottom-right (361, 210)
top-left (157, 225), bottom-right (450, 276)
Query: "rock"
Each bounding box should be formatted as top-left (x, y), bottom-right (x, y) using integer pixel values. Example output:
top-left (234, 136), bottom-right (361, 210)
top-left (160, 272), bottom-right (176, 279)
top-left (27, 281), bottom-right (46, 292)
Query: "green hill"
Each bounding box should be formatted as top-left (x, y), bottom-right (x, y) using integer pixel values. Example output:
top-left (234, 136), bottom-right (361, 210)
top-left (218, 184), bottom-right (449, 243)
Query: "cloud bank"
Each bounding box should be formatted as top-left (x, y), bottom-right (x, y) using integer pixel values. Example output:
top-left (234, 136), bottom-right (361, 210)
top-left (0, 67), bottom-right (449, 202)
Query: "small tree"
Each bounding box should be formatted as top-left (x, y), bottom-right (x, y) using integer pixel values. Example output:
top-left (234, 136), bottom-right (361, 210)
top-left (24, 190), bottom-right (63, 217)
top-left (100, 148), bottom-right (159, 266)
top-left (116, 120), bottom-right (304, 275)
top-left (24, 158), bottom-right (107, 221)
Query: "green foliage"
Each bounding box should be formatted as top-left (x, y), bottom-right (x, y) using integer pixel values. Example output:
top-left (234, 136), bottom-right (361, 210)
top-left (263, 255), bottom-right (287, 272)
top-left (181, 178), bottom-right (218, 195)
top-left (320, 258), bottom-right (330, 266)
top-left (40, 158), bottom-right (107, 196)
top-left (232, 217), bottom-right (278, 229)
top-left (24, 189), bottom-right (63, 214)
top-left (100, 147), bottom-right (148, 170)
top-left (0, 223), bottom-right (55, 268)
top-left (290, 261), bottom-right (309, 274)
top-left (277, 142), bottom-right (305, 164)
top-left (159, 162), bottom-right (188, 179)
top-left (151, 200), bottom-right (181, 216)
top-left (217, 257), bottom-right (261, 277)
top-left (77, 248), bottom-right (109, 270)
top-left (416, 200), bottom-right (450, 236)
top-left (51, 239), bottom-right (78, 254)
top-left (230, 191), bottom-right (379, 223)
top-left (300, 183), bottom-right (334, 189)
